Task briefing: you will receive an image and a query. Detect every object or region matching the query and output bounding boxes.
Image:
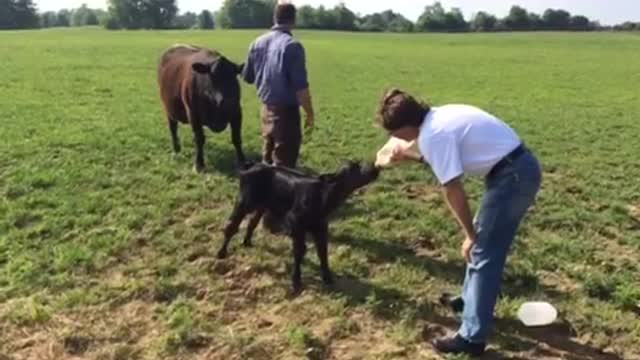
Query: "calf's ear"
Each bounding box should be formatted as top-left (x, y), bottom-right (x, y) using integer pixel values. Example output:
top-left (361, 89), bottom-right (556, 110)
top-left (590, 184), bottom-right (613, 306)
top-left (192, 62), bottom-right (212, 74)
top-left (236, 63), bottom-right (245, 75)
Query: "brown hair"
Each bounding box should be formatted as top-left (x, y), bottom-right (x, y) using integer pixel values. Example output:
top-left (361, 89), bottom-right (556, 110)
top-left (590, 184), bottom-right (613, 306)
top-left (376, 89), bottom-right (430, 131)
top-left (275, 4), bottom-right (296, 25)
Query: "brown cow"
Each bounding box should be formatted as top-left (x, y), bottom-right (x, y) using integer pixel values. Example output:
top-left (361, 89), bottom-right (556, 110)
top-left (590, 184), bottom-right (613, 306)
top-left (158, 44), bottom-right (246, 172)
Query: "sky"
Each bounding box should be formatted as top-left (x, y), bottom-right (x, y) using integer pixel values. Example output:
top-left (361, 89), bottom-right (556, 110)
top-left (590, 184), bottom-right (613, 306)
top-left (34, 0), bottom-right (640, 26)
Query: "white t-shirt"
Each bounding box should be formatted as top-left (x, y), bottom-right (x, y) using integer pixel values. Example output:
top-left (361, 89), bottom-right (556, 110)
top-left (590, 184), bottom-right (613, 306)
top-left (417, 104), bottom-right (521, 185)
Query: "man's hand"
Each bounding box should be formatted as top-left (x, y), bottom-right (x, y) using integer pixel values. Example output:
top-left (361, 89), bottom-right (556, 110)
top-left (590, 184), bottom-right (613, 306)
top-left (390, 144), bottom-right (422, 163)
top-left (461, 236), bottom-right (475, 263)
top-left (390, 145), bottom-right (408, 163)
top-left (305, 113), bottom-right (315, 131)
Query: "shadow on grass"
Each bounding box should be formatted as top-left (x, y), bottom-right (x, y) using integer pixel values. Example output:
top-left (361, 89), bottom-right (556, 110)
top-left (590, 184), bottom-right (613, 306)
top-left (204, 145), bottom-right (261, 178)
top-left (326, 233), bottom-right (622, 360)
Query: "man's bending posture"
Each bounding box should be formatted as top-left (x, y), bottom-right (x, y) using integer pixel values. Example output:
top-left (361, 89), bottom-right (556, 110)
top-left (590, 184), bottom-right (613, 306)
top-left (377, 89), bottom-right (542, 356)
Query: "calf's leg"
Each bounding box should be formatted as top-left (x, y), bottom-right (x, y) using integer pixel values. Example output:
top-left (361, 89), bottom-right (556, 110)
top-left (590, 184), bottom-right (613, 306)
top-left (291, 230), bottom-right (307, 294)
top-left (218, 199), bottom-right (252, 259)
top-left (243, 209), bottom-right (264, 248)
top-left (312, 224), bottom-right (333, 285)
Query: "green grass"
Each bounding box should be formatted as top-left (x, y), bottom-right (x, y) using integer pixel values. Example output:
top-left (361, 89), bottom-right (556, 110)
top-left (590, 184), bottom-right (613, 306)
top-left (1, 28), bottom-right (640, 359)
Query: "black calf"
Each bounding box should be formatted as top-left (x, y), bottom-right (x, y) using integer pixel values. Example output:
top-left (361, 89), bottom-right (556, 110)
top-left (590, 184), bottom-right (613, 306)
top-left (218, 161), bottom-right (379, 294)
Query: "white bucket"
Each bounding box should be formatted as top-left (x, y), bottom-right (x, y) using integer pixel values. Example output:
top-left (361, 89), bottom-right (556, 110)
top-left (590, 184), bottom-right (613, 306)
top-left (517, 302), bottom-right (558, 327)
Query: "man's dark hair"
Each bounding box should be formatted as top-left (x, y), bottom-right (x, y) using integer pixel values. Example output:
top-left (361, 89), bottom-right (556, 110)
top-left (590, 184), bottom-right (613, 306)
top-left (376, 89), bottom-right (430, 131)
top-left (275, 4), bottom-right (296, 25)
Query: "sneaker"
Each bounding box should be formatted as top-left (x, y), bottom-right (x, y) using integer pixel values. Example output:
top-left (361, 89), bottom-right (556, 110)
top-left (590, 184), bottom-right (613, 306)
top-left (432, 334), bottom-right (486, 357)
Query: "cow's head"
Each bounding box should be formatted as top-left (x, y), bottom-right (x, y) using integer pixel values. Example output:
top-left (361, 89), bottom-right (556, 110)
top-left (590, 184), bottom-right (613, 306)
top-left (321, 161), bottom-right (380, 212)
top-left (192, 56), bottom-right (243, 105)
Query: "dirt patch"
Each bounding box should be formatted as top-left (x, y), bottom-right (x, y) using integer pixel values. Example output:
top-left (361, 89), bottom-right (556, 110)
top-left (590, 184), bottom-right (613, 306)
top-left (62, 336), bottom-right (91, 355)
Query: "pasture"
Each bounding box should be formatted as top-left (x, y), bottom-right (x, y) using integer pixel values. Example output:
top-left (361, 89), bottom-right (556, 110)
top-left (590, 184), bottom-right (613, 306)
top-left (1, 28), bottom-right (639, 359)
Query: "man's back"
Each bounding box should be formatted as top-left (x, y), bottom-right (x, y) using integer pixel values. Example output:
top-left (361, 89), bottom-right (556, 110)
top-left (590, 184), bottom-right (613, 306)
top-left (244, 27), bottom-right (308, 106)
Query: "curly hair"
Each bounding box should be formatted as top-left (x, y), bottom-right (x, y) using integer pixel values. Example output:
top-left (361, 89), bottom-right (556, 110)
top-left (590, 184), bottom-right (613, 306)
top-left (376, 88), bottom-right (430, 131)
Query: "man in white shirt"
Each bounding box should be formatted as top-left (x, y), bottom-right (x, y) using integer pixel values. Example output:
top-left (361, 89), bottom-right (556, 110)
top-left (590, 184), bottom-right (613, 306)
top-left (376, 89), bottom-right (542, 356)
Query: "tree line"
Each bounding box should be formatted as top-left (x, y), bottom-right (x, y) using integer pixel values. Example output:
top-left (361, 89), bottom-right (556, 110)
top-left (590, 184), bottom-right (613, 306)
top-left (1, 0), bottom-right (639, 32)
top-left (0, 0), bottom-right (214, 29)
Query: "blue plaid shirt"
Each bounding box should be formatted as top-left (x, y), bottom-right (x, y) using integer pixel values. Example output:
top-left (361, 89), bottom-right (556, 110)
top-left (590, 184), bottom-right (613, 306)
top-left (242, 25), bottom-right (309, 106)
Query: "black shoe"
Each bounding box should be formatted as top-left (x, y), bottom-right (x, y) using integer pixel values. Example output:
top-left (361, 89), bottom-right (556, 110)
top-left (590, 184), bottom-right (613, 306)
top-left (432, 334), bottom-right (486, 357)
top-left (439, 293), bottom-right (465, 313)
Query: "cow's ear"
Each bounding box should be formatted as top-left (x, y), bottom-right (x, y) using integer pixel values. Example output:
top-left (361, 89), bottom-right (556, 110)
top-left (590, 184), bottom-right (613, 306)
top-left (192, 62), bottom-right (211, 74)
top-left (209, 58), bottom-right (226, 80)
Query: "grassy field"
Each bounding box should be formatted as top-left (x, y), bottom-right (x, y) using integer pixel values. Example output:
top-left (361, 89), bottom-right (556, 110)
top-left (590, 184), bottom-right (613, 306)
top-left (1, 28), bottom-right (640, 359)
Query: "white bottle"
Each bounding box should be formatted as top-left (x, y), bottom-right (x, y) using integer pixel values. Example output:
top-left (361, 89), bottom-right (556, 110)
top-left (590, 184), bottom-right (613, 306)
top-left (517, 302), bottom-right (558, 327)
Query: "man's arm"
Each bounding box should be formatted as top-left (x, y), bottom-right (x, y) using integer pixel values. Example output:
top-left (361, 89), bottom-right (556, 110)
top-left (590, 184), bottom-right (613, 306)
top-left (296, 88), bottom-right (315, 129)
top-left (242, 44), bottom-right (256, 85)
top-left (287, 43), bottom-right (314, 129)
top-left (442, 178), bottom-right (476, 262)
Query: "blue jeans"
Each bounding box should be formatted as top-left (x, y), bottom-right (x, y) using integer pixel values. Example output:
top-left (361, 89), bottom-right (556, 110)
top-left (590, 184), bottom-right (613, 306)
top-left (458, 150), bottom-right (542, 343)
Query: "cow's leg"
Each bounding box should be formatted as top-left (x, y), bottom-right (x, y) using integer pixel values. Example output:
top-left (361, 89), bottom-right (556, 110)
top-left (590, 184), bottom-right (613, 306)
top-left (190, 121), bottom-right (206, 172)
top-left (243, 209), bottom-right (264, 248)
top-left (312, 223), bottom-right (333, 285)
top-left (218, 198), bottom-right (252, 259)
top-left (291, 230), bottom-right (307, 295)
top-left (230, 107), bottom-right (246, 165)
top-left (168, 118), bottom-right (181, 154)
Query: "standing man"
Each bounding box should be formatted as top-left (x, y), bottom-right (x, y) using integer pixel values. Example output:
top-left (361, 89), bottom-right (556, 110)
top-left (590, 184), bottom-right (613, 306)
top-left (376, 89), bottom-right (542, 356)
top-left (242, 2), bottom-right (315, 168)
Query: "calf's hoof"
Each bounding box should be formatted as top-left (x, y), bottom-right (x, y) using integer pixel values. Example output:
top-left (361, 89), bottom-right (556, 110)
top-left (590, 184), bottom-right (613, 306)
top-left (242, 240), bottom-right (253, 248)
top-left (217, 249), bottom-right (228, 259)
top-left (193, 163), bottom-right (205, 173)
top-left (291, 283), bottom-right (303, 296)
top-left (322, 272), bottom-right (334, 286)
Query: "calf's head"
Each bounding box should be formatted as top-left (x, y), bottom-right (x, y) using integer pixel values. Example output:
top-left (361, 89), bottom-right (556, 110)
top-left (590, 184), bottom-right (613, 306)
top-left (192, 56), bottom-right (243, 105)
top-left (321, 161), bottom-right (379, 211)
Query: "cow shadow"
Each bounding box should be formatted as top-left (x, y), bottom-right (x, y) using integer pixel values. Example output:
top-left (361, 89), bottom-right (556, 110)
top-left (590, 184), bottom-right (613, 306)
top-left (204, 145), bottom-right (261, 178)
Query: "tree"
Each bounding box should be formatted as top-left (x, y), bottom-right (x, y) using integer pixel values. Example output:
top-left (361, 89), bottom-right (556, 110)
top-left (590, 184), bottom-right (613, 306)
top-left (56, 9), bottom-right (71, 26)
top-left (332, 3), bottom-right (356, 31)
top-left (358, 13), bottom-right (386, 32)
top-left (72, 4), bottom-right (99, 26)
top-left (542, 8), bottom-right (571, 30)
top-left (569, 15), bottom-right (590, 31)
top-left (297, 5), bottom-right (316, 28)
top-left (417, 2), bottom-right (468, 32)
top-left (528, 12), bottom-right (543, 29)
top-left (387, 13), bottom-right (413, 32)
top-left (216, 0), bottom-right (273, 29)
top-left (614, 21), bottom-right (638, 31)
top-left (85, 11), bottom-right (98, 25)
top-left (471, 11), bottom-right (496, 32)
top-left (443, 7), bottom-right (467, 32)
top-left (94, 9), bottom-right (108, 24)
top-left (1, 0), bottom-right (39, 29)
top-left (106, 0), bottom-right (178, 29)
top-left (40, 11), bottom-right (57, 27)
top-left (173, 11), bottom-right (197, 28)
top-left (198, 10), bottom-right (214, 29)
top-left (416, 2), bottom-right (447, 31)
top-left (1, 0), bottom-right (14, 29)
top-left (504, 5), bottom-right (530, 30)
top-left (314, 5), bottom-right (336, 29)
